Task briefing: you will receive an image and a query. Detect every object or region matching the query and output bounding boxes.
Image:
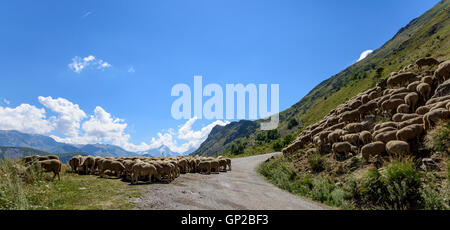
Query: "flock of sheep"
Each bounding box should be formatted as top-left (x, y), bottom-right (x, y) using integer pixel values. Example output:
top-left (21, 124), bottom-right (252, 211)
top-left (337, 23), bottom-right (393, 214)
top-left (21, 154), bottom-right (232, 184)
top-left (283, 57), bottom-right (450, 164)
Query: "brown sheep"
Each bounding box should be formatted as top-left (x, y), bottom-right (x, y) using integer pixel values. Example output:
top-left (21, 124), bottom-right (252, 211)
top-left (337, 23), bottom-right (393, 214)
top-left (397, 116), bottom-right (424, 129)
top-left (361, 141), bottom-right (385, 161)
top-left (210, 160), bottom-right (220, 174)
top-left (361, 94), bottom-right (370, 104)
top-left (416, 83), bottom-right (431, 101)
top-left (396, 124), bottom-right (424, 142)
top-left (81, 156), bottom-right (95, 175)
top-left (415, 57), bottom-right (439, 71)
top-left (332, 142), bottom-right (353, 159)
top-left (34, 159), bottom-right (62, 181)
top-left (434, 60), bottom-right (450, 84)
top-left (344, 123), bottom-right (363, 134)
top-left (131, 162), bottom-right (157, 184)
top-left (374, 130), bottom-right (398, 143)
top-left (397, 104), bottom-right (410, 114)
top-left (423, 108), bottom-right (450, 130)
top-left (373, 127), bottom-right (397, 138)
top-left (225, 158), bottom-right (232, 171)
top-left (386, 141), bottom-right (410, 155)
top-left (342, 134), bottom-right (360, 146)
top-left (69, 156), bottom-right (83, 172)
top-left (359, 131), bottom-right (372, 146)
top-left (426, 95), bottom-right (450, 105)
top-left (339, 109), bottom-right (360, 123)
top-left (393, 113), bottom-right (420, 123)
top-left (381, 99), bottom-right (404, 115)
top-left (432, 79), bottom-right (450, 98)
top-left (407, 81), bottom-right (420, 92)
top-left (387, 72), bottom-right (417, 88)
top-left (197, 161), bottom-right (211, 174)
top-left (358, 101), bottom-right (378, 119)
top-left (374, 122), bottom-right (397, 131)
top-left (416, 106), bottom-right (430, 115)
top-left (405, 92), bottom-right (419, 112)
top-left (421, 75), bottom-right (434, 85)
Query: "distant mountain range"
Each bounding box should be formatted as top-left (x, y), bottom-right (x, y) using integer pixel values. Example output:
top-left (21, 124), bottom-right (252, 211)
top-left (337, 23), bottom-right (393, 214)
top-left (0, 130), bottom-right (183, 158)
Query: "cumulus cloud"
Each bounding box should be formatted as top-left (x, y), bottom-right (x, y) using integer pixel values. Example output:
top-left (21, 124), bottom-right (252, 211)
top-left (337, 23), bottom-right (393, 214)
top-left (357, 50), bottom-right (373, 62)
top-left (0, 104), bottom-right (54, 134)
top-left (146, 117), bottom-right (230, 154)
top-left (38, 96), bottom-right (87, 137)
top-left (0, 96), bottom-right (228, 154)
top-left (68, 55), bottom-right (112, 73)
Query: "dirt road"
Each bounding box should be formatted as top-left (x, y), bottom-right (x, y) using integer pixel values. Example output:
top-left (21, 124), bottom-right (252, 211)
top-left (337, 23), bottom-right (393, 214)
top-left (133, 152), bottom-right (327, 210)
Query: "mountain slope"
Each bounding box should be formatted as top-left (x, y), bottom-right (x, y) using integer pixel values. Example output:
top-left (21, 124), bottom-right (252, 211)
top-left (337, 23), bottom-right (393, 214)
top-left (0, 146), bottom-right (88, 163)
top-left (193, 0), bottom-right (450, 156)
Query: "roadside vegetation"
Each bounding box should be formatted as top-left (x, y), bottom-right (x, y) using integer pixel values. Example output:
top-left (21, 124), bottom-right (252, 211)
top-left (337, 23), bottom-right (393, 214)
top-left (0, 159), bottom-right (143, 210)
top-left (258, 122), bottom-right (450, 210)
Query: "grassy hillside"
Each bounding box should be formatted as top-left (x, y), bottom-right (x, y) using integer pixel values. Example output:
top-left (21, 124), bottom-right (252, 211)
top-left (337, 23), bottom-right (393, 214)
top-left (193, 0), bottom-right (450, 157)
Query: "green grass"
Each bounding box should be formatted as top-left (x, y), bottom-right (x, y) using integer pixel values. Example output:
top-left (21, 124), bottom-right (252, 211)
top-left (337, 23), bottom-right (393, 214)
top-left (0, 159), bottom-right (143, 210)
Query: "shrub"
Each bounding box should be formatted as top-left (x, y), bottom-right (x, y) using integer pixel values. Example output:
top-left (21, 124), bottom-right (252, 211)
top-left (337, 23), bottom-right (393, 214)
top-left (424, 121), bottom-right (450, 154)
top-left (308, 154), bottom-right (326, 173)
top-left (272, 140), bottom-right (283, 151)
top-left (287, 118), bottom-right (299, 130)
top-left (311, 176), bottom-right (335, 204)
top-left (282, 134), bottom-right (294, 147)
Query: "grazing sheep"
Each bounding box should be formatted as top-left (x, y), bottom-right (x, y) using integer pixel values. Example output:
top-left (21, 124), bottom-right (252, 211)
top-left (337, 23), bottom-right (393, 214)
top-left (218, 159), bottom-right (228, 172)
top-left (416, 83), bottom-right (431, 101)
top-left (405, 92), bottom-right (419, 112)
top-left (374, 130), bottom-right (398, 143)
top-left (197, 161), bottom-right (212, 174)
top-left (332, 142), bottom-right (353, 160)
top-left (397, 104), bottom-right (410, 114)
top-left (397, 116), bottom-right (424, 129)
top-left (34, 159), bottom-right (62, 181)
top-left (361, 141), bottom-right (385, 161)
top-left (434, 60), bottom-right (450, 84)
top-left (81, 156), bottom-right (95, 175)
top-left (373, 127), bottom-right (397, 138)
top-left (359, 131), bottom-right (372, 146)
top-left (361, 94), bottom-right (370, 104)
top-left (342, 134), bottom-right (360, 146)
top-left (396, 124), bottom-right (424, 142)
top-left (339, 109), bottom-right (360, 123)
top-left (393, 113), bottom-right (420, 123)
top-left (69, 156), bottom-right (83, 172)
top-left (210, 160), bottom-right (220, 174)
top-left (432, 79), bottom-right (450, 98)
top-left (416, 105), bottom-right (431, 115)
top-left (344, 123), bottom-right (363, 134)
top-left (387, 72), bottom-right (417, 88)
top-left (225, 158), bottom-right (232, 171)
top-left (386, 141), bottom-right (410, 155)
top-left (423, 108), bottom-right (450, 130)
top-left (381, 99), bottom-right (404, 115)
top-left (407, 81), bottom-right (421, 92)
top-left (374, 122), bottom-right (398, 132)
top-left (358, 101), bottom-right (378, 119)
top-left (421, 75), bottom-right (434, 85)
top-left (131, 162), bottom-right (157, 184)
top-left (426, 95), bottom-right (450, 105)
top-left (415, 57), bottom-right (439, 71)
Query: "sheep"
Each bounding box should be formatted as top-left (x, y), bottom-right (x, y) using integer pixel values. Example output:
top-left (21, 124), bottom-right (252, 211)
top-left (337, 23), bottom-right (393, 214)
top-left (332, 142), bottom-right (353, 160)
top-left (415, 57), bottom-right (440, 71)
top-left (386, 141), bottom-right (410, 155)
top-left (344, 123), bottom-right (363, 134)
top-left (432, 79), bottom-right (450, 98)
top-left (342, 134), bottom-right (360, 146)
top-left (426, 95), bottom-right (450, 105)
top-left (373, 127), bottom-right (397, 138)
top-left (197, 161), bottom-right (212, 175)
top-left (33, 159), bottom-right (62, 181)
top-left (210, 160), bottom-right (220, 174)
top-left (81, 156), bottom-right (95, 175)
top-left (361, 94), bottom-right (370, 104)
top-left (396, 124), bottom-right (424, 142)
top-left (69, 156), bottom-right (83, 172)
top-left (387, 72), bottom-right (417, 88)
top-left (225, 158), bottom-right (232, 171)
top-left (392, 113), bottom-right (420, 123)
top-left (407, 81), bottom-right (421, 92)
top-left (423, 108), bottom-right (450, 130)
top-left (131, 162), bottom-right (157, 184)
top-left (397, 104), bottom-right (410, 114)
top-left (397, 116), bottom-right (424, 129)
top-left (374, 122), bottom-right (398, 132)
top-left (421, 75), bottom-right (434, 85)
top-left (405, 92), bottom-right (419, 112)
top-left (381, 99), bottom-right (404, 115)
top-left (416, 82), bottom-right (431, 101)
top-left (361, 141), bottom-right (385, 161)
top-left (416, 106), bottom-right (431, 115)
top-left (434, 60), bottom-right (450, 84)
top-left (339, 109), bottom-right (360, 123)
top-left (374, 130), bottom-right (398, 143)
top-left (359, 131), bottom-right (372, 146)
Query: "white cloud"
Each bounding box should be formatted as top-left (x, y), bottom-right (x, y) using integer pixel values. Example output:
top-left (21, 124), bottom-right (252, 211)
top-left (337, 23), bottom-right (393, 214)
top-left (38, 96), bottom-right (87, 137)
top-left (0, 97), bottom-right (228, 155)
top-left (82, 11), bottom-right (92, 18)
top-left (128, 66), bottom-right (135, 73)
top-left (68, 55), bottom-right (112, 73)
top-left (0, 104), bottom-right (54, 134)
top-left (357, 50), bottom-right (373, 62)
top-left (146, 117), bottom-right (230, 154)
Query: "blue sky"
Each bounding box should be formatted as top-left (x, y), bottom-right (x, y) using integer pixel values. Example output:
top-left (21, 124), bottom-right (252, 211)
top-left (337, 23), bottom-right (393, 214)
top-left (0, 0), bottom-right (440, 154)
